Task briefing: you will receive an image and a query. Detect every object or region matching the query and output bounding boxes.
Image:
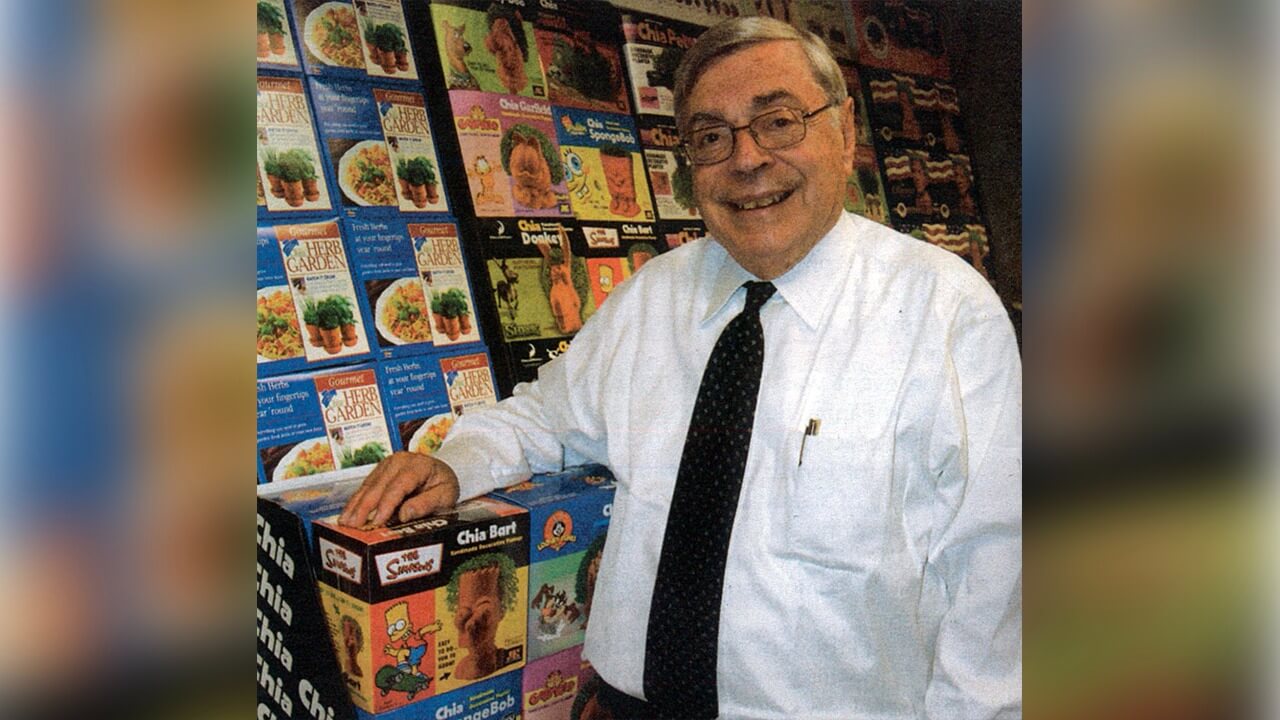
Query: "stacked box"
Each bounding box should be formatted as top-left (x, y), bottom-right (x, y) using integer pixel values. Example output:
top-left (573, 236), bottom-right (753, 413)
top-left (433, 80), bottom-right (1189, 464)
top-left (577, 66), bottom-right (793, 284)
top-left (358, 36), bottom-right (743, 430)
top-left (377, 350), bottom-right (498, 457)
top-left (355, 669), bottom-right (522, 720)
top-left (256, 0), bottom-right (303, 72)
top-left (312, 497), bottom-right (530, 715)
top-left (311, 78), bottom-right (452, 217)
top-left (258, 218), bottom-right (377, 377)
top-left (292, 0), bottom-right (422, 83)
top-left (257, 364), bottom-right (394, 489)
top-left (522, 644), bottom-right (582, 720)
top-left (257, 74), bottom-right (336, 217)
top-left (491, 465), bottom-right (615, 662)
top-left (347, 219), bottom-right (483, 357)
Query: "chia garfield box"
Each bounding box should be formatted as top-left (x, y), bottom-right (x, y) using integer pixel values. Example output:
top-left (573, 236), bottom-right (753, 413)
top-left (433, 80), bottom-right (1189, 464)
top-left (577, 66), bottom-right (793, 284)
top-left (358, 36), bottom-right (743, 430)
top-left (312, 496), bottom-right (530, 715)
top-left (491, 465), bottom-right (615, 662)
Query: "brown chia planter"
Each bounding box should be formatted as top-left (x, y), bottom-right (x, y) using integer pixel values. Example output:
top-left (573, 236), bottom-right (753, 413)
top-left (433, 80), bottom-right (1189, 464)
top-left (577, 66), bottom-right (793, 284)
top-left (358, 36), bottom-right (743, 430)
top-left (282, 180), bottom-right (305, 207)
top-left (340, 323), bottom-right (358, 347)
top-left (302, 177), bottom-right (320, 202)
top-left (319, 326), bottom-right (343, 354)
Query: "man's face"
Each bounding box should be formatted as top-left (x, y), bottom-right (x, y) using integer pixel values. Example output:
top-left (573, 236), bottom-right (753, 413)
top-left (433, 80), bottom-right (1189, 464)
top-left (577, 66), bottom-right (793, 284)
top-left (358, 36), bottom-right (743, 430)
top-left (682, 41), bottom-right (854, 279)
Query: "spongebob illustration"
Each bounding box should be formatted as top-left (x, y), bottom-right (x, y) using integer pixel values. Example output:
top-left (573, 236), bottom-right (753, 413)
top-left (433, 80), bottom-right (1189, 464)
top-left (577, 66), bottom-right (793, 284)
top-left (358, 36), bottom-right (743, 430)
top-left (563, 150), bottom-right (610, 214)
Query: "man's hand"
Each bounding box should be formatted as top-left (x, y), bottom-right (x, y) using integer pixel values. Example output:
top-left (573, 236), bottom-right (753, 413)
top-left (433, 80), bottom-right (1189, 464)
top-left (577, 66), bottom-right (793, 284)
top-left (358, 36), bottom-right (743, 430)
top-left (338, 452), bottom-right (461, 528)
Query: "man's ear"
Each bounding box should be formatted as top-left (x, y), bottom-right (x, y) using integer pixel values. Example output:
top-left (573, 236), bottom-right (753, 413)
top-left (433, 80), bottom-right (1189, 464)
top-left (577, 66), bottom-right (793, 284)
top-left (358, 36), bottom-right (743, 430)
top-left (838, 96), bottom-right (856, 172)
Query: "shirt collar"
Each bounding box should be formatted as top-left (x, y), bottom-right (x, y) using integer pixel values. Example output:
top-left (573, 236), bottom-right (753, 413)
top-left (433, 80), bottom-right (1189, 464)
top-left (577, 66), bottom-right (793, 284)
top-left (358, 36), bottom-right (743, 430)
top-left (702, 212), bottom-right (858, 329)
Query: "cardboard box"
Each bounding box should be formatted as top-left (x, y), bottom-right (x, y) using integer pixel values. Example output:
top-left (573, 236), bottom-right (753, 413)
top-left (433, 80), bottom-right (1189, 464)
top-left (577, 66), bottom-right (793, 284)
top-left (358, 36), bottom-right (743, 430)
top-left (355, 668), bottom-right (522, 720)
top-left (312, 497), bottom-right (530, 715)
top-left (257, 365), bottom-right (394, 490)
top-left (377, 351), bottom-right (498, 457)
top-left (492, 465), bottom-right (615, 662)
top-left (257, 219), bottom-right (378, 377)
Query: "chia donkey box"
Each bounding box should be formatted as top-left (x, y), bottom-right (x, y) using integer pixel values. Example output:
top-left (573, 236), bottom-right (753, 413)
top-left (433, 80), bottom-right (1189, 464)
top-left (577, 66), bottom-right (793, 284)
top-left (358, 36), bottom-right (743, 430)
top-left (491, 465), bottom-right (615, 662)
top-left (312, 496), bottom-right (529, 715)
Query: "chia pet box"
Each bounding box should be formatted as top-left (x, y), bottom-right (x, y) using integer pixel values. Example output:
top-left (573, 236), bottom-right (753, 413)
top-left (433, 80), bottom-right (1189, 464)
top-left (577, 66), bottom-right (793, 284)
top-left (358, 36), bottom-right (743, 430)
top-left (312, 496), bottom-right (530, 715)
top-left (491, 465), bottom-right (615, 662)
top-left (354, 669), bottom-right (521, 720)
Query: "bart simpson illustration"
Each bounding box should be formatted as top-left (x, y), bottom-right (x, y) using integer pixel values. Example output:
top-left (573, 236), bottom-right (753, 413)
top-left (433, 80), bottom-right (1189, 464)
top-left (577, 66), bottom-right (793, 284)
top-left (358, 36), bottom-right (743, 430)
top-left (383, 601), bottom-right (441, 676)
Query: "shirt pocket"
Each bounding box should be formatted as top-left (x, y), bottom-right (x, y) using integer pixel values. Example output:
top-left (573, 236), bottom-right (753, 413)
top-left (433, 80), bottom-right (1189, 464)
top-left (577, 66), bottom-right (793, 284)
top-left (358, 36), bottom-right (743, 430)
top-left (782, 417), bottom-right (893, 571)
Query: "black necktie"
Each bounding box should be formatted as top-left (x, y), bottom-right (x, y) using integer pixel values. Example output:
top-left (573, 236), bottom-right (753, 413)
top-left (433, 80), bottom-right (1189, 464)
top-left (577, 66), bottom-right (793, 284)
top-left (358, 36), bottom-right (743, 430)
top-left (644, 280), bottom-right (777, 719)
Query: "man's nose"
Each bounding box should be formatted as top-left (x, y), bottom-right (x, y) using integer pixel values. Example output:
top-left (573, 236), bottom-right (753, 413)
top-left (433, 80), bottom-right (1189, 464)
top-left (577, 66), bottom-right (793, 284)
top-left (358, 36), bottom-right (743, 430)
top-left (727, 127), bottom-right (772, 171)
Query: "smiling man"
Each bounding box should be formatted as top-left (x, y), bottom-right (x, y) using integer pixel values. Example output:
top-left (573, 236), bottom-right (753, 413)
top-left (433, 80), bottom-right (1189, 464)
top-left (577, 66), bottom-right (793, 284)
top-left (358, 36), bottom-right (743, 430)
top-left (340, 17), bottom-right (1021, 720)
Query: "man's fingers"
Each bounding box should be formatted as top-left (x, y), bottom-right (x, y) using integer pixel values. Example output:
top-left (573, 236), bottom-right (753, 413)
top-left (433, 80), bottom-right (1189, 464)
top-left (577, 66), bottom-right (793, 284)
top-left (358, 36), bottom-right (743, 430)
top-left (397, 479), bottom-right (460, 522)
top-left (338, 453), bottom-right (423, 527)
top-left (337, 452), bottom-right (461, 528)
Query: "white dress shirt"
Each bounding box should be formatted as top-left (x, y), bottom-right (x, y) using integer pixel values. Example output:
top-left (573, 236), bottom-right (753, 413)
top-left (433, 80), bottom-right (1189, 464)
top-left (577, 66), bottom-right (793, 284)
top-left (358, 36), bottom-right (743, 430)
top-left (435, 212), bottom-right (1022, 719)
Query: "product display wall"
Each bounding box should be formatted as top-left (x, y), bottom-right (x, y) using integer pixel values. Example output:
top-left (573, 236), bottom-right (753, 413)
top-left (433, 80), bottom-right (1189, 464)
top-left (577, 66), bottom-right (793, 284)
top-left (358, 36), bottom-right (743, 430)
top-left (257, 1), bottom-right (1005, 718)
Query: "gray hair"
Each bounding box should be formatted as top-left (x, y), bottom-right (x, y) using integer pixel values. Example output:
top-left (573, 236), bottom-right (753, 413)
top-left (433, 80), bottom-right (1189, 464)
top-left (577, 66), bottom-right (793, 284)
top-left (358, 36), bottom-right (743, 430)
top-left (672, 16), bottom-right (848, 131)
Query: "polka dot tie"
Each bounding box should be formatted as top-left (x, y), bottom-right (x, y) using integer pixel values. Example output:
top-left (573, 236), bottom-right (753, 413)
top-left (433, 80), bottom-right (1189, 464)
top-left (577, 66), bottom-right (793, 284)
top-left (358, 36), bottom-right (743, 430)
top-left (643, 281), bottom-right (777, 719)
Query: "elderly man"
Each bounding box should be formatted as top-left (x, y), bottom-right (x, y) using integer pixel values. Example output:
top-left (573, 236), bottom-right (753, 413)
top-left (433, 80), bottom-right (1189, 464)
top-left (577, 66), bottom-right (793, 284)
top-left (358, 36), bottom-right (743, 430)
top-left (341, 16), bottom-right (1021, 720)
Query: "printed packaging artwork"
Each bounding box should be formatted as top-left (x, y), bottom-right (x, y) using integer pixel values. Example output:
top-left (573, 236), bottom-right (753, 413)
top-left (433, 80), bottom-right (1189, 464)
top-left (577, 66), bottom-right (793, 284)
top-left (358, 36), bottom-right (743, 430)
top-left (257, 219), bottom-right (375, 377)
top-left (376, 351), bottom-right (491, 459)
top-left (619, 12), bottom-right (703, 118)
top-left (430, 0), bottom-right (547, 98)
top-left (522, 645), bottom-right (584, 720)
top-left (257, 75), bottom-right (333, 214)
top-left (256, 364), bottom-right (394, 488)
top-left (533, 4), bottom-right (630, 114)
top-left (480, 220), bottom-right (596, 343)
top-left (312, 496), bottom-right (529, 714)
top-left (492, 465), bottom-right (615, 662)
top-left (554, 108), bottom-right (655, 223)
top-left (257, 0), bottom-right (301, 69)
top-left (450, 90), bottom-right (572, 217)
top-left (346, 219), bottom-right (481, 357)
top-left (311, 78), bottom-right (450, 216)
top-left (635, 119), bottom-right (698, 221)
top-left (352, 669), bottom-right (522, 720)
top-left (293, 0), bottom-right (420, 81)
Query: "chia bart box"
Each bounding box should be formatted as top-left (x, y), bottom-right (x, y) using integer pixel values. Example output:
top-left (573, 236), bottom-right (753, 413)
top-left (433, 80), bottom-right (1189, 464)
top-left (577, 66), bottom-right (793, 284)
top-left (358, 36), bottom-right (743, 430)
top-left (311, 496), bottom-right (529, 716)
top-left (491, 465), bottom-right (615, 662)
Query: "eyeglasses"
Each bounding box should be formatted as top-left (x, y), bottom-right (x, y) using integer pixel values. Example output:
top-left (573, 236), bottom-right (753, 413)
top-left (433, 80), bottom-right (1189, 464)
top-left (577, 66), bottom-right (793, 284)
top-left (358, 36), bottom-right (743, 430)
top-left (681, 103), bottom-right (834, 166)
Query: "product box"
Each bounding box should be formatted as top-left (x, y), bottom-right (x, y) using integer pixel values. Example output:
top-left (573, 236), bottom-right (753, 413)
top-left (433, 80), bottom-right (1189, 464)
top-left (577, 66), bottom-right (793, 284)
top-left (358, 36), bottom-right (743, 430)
top-left (377, 350), bottom-right (499, 457)
top-left (258, 219), bottom-right (376, 377)
top-left (619, 11), bottom-right (704, 118)
top-left (576, 221), bottom-right (660, 310)
top-left (257, 364), bottom-right (395, 489)
top-left (258, 74), bottom-right (335, 216)
top-left (522, 645), bottom-right (582, 720)
top-left (347, 219), bottom-right (483, 356)
top-left (492, 465), bottom-right (615, 662)
top-left (448, 89), bottom-right (572, 218)
top-left (292, 0), bottom-right (422, 82)
top-left (634, 117), bottom-right (699, 222)
top-left (312, 496), bottom-right (530, 715)
top-left (532, 2), bottom-right (630, 114)
top-left (475, 218), bottom-right (595, 344)
top-left (257, 0), bottom-right (303, 72)
top-left (553, 107), bottom-right (655, 223)
top-left (430, 0), bottom-right (547, 99)
top-left (311, 78), bottom-right (451, 217)
top-left (354, 669), bottom-right (522, 720)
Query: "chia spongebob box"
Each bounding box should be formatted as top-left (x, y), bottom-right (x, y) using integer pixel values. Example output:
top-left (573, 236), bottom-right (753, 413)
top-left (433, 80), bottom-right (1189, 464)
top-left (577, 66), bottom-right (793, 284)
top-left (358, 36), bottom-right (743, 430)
top-left (312, 497), bottom-right (530, 715)
top-left (353, 669), bottom-right (521, 720)
top-left (257, 364), bottom-right (395, 490)
top-left (491, 465), bottom-right (615, 662)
